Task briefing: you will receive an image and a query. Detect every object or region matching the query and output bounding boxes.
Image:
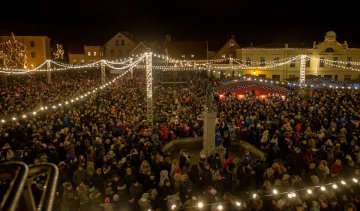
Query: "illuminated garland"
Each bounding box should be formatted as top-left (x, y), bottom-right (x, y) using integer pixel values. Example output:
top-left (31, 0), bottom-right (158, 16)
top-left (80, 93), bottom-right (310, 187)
top-left (0, 55), bottom-right (146, 124)
top-left (171, 177), bottom-right (360, 210)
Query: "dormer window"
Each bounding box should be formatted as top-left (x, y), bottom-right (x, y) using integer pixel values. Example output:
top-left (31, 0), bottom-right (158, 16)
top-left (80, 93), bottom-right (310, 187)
top-left (325, 47), bottom-right (335, 52)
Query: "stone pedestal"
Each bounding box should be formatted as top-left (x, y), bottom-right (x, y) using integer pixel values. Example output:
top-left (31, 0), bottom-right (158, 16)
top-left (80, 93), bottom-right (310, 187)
top-left (202, 111), bottom-right (217, 156)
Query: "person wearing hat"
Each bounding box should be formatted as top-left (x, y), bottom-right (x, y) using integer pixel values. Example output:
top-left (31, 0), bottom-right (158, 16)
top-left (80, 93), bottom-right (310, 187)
top-left (61, 182), bottom-right (78, 211)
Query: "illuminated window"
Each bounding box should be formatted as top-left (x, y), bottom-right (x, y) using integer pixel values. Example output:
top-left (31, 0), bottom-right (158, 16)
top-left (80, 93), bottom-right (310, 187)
top-left (182, 54), bottom-right (185, 58)
top-left (246, 57), bottom-right (251, 66)
top-left (30, 41), bottom-right (35, 47)
top-left (31, 52), bottom-right (36, 58)
top-left (273, 57), bottom-right (280, 67)
top-left (94, 52), bottom-right (97, 56)
top-left (319, 57), bottom-right (325, 67)
top-left (346, 57), bottom-right (352, 67)
top-left (191, 54), bottom-right (194, 58)
top-left (290, 59), bottom-right (296, 67)
top-left (332, 57), bottom-right (338, 67)
top-left (260, 57), bottom-right (266, 66)
top-left (306, 57), bottom-right (311, 67)
top-left (88, 52), bottom-right (91, 57)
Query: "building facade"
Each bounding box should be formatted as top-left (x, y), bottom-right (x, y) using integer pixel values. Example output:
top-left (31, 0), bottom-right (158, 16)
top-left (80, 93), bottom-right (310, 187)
top-left (0, 35), bottom-right (51, 68)
top-left (213, 31), bottom-right (360, 82)
top-left (84, 45), bottom-right (104, 63)
top-left (104, 32), bottom-right (137, 60)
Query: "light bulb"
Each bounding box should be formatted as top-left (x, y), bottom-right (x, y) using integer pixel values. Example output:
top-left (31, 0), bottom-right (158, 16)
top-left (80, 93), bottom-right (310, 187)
top-left (252, 193), bottom-right (257, 199)
top-left (273, 189), bottom-right (278, 195)
top-left (235, 201), bottom-right (241, 207)
top-left (353, 178), bottom-right (358, 183)
top-left (307, 189), bottom-right (312, 194)
top-left (198, 202), bottom-right (204, 208)
top-left (217, 204), bottom-right (223, 210)
top-left (320, 186), bottom-right (326, 191)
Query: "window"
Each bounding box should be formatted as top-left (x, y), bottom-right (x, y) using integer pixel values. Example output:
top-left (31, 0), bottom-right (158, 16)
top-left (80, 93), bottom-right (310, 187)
top-left (30, 41), bottom-right (35, 47)
top-left (273, 57), bottom-right (280, 67)
top-left (324, 75), bottom-right (332, 79)
top-left (272, 75), bottom-right (280, 81)
top-left (88, 52), bottom-right (91, 57)
top-left (334, 75), bottom-right (338, 80)
top-left (347, 57), bottom-right (352, 67)
top-left (289, 75), bottom-right (295, 79)
top-left (245, 57), bottom-right (252, 66)
top-left (260, 57), bottom-right (266, 67)
top-left (121, 39), bottom-right (125, 46)
top-left (325, 47), bottom-right (335, 52)
top-left (229, 43), bottom-right (234, 47)
top-left (258, 74), bottom-right (266, 78)
top-left (344, 75), bottom-right (352, 82)
top-left (332, 57), bottom-right (338, 67)
top-left (306, 57), bottom-right (310, 67)
top-left (319, 57), bottom-right (325, 67)
top-left (290, 59), bottom-right (296, 67)
top-left (31, 52), bottom-right (36, 58)
top-left (191, 54), bottom-right (195, 58)
top-left (116, 40), bottom-right (119, 46)
top-left (93, 52), bottom-right (97, 57)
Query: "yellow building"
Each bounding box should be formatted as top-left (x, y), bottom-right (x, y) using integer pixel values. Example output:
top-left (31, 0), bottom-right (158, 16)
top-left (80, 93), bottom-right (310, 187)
top-left (84, 45), bottom-right (104, 64)
top-left (214, 31), bottom-right (360, 82)
top-left (0, 35), bottom-right (51, 68)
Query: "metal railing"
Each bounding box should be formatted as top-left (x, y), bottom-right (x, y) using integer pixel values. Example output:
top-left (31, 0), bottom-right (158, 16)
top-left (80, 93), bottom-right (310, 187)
top-left (0, 162), bottom-right (58, 211)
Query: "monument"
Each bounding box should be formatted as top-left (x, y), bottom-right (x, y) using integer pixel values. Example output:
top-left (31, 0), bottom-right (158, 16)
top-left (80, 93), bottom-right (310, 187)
top-left (202, 81), bottom-right (217, 156)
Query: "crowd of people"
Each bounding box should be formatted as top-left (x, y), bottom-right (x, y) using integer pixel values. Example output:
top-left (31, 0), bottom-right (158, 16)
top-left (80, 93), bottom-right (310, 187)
top-left (0, 69), bottom-right (360, 211)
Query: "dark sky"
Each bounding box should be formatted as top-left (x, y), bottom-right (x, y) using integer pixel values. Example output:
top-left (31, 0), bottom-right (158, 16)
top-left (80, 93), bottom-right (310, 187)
top-left (1, 0), bottom-right (359, 47)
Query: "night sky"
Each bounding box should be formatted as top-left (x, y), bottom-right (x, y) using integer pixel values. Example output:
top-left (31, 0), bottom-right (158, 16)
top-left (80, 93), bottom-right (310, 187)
top-left (0, 0), bottom-right (359, 47)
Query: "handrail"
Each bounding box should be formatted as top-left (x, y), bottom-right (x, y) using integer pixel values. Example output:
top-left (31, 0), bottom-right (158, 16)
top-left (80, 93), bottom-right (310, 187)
top-left (0, 162), bottom-right (29, 211)
top-left (0, 162), bottom-right (58, 211)
top-left (26, 163), bottom-right (59, 211)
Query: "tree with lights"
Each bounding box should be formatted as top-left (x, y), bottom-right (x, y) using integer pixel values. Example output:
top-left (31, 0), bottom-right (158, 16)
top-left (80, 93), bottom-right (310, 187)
top-left (53, 44), bottom-right (64, 60)
top-left (0, 33), bottom-right (27, 69)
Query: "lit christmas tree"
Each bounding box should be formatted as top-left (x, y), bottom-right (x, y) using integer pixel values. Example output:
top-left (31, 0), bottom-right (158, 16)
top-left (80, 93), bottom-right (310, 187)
top-left (0, 33), bottom-right (27, 69)
top-left (53, 44), bottom-right (64, 60)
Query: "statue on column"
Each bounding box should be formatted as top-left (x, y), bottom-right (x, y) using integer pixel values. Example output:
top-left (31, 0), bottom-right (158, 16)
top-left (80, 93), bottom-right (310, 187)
top-left (206, 81), bottom-right (214, 112)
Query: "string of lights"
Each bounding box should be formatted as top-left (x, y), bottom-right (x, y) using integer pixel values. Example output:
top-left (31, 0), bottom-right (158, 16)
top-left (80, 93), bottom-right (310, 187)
top-left (170, 177), bottom-right (360, 210)
top-left (0, 56), bottom-right (146, 124)
top-left (322, 60), bottom-right (360, 72)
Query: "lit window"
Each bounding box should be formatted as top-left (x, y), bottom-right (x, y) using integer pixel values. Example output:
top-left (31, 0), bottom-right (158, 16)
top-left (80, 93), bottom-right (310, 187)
top-left (260, 57), bottom-right (266, 66)
top-left (347, 57), bottom-right (352, 67)
top-left (273, 57), bottom-right (280, 67)
top-left (88, 52), bottom-right (91, 57)
top-left (94, 52), bottom-right (97, 56)
top-left (290, 59), bottom-right (296, 67)
top-left (332, 57), bottom-right (338, 67)
top-left (191, 54), bottom-right (194, 58)
top-left (319, 57), bottom-right (325, 67)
